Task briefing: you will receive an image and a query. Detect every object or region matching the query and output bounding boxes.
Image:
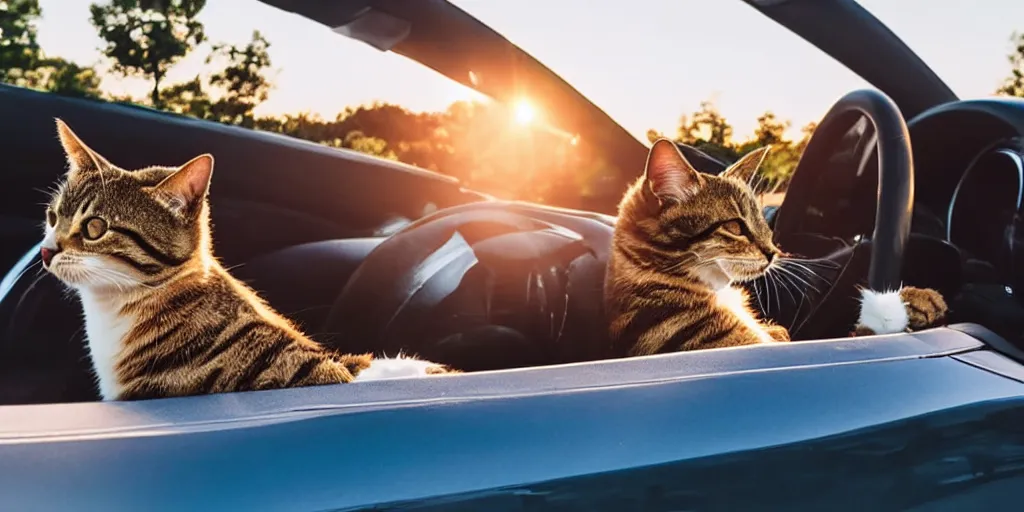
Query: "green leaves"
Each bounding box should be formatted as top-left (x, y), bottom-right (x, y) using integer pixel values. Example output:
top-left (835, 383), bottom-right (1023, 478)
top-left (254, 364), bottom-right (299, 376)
top-left (0, 1), bottom-right (100, 98)
top-left (0, 0), bottom-right (43, 80)
top-left (89, 0), bottom-right (206, 107)
top-left (650, 101), bottom-right (813, 195)
top-left (205, 30), bottom-right (272, 127)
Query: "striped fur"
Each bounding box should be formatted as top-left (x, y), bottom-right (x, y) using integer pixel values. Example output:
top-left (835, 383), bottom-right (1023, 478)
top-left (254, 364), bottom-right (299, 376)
top-left (605, 139), bottom-right (789, 356)
top-left (41, 119), bottom-right (455, 401)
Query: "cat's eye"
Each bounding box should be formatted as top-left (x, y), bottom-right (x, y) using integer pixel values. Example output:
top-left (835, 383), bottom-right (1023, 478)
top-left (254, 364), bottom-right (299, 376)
top-left (721, 220), bottom-right (745, 237)
top-left (46, 209), bottom-right (57, 227)
top-left (82, 217), bottom-right (108, 240)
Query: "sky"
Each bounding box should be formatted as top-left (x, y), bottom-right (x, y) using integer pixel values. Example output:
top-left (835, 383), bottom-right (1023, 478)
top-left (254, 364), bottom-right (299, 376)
top-left (35, 0), bottom-right (1024, 142)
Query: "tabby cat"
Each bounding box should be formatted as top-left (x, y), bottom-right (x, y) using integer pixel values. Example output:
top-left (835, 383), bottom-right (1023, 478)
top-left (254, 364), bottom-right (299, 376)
top-left (606, 138), bottom-right (949, 357)
top-left (41, 119), bottom-right (454, 401)
top-left (605, 138), bottom-right (788, 356)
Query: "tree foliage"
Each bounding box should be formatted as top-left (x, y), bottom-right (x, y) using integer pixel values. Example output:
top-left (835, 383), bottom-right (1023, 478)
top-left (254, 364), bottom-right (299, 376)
top-left (997, 31), bottom-right (1024, 98)
top-left (0, 0), bottom-right (42, 81)
top-left (159, 75), bottom-right (209, 116)
top-left (0, 1), bottom-right (100, 97)
top-left (205, 30), bottom-right (272, 126)
top-left (26, 57), bottom-right (103, 98)
top-left (89, 0), bottom-right (206, 107)
top-left (157, 30), bottom-right (273, 129)
top-left (658, 102), bottom-right (812, 194)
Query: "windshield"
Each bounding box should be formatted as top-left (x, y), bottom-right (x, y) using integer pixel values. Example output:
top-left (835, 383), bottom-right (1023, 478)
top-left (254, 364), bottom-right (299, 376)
top-left (452, 0), bottom-right (1024, 205)
top-left (6, 0), bottom-right (1024, 210)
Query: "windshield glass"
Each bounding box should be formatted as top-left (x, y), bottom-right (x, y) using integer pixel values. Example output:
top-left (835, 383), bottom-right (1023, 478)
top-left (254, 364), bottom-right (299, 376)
top-left (452, 0), bottom-right (1024, 205)
top-left (6, 0), bottom-right (1024, 210)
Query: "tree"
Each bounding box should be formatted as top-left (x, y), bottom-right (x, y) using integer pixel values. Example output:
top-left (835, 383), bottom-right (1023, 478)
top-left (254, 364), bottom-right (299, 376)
top-left (731, 111), bottom-right (793, 192)
top-left (795, 121), bottom-right (817, 153)
top-left (684, 101), bottom-right (733, 147)
top-left (160, 75), bottom-right (210, 117)
top-left (752, 111), bottom-right (789, 147)
top-left (673, 101), bottom-right (738, 163)
top-left (89, 0), bottom-right (206, 108)
top-left (0, 0), bottom-right (42, 83)
top-left (206, 30), bottom-right (272, 127)
top-left (645, 129), bottom-right (664, 144)
top-left (997, 31), bottom-right (1024, 98)
top-left (0, 1), bottom-right (102, 98)
top-left (26, 58), bottom-right (103, 98)
top-left (338, 130), bottom-right (397, 160)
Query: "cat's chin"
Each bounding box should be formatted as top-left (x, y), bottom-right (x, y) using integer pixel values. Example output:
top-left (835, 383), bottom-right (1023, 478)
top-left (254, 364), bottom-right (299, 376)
top-left (58, 278), bottom-right (135, 296)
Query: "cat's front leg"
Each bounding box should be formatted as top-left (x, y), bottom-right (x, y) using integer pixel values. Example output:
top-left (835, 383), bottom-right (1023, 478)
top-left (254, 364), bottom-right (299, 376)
top-left (425, 364), bottom-right (461, 375)
top-left (899, 286), bottom-right (948, 331)
top-left (852, 286), bottom-right (948, 336)
top-left (763, 324), bottom-right (791, 342)
top-left (353, 354), bottom-right (459, 381)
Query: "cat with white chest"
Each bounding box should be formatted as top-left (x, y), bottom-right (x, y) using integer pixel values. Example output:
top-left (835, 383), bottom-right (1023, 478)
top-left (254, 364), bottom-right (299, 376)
top-left (605, 138), bottom-right (948, 356)
top-left (41, 119), bottom-right (457, 400)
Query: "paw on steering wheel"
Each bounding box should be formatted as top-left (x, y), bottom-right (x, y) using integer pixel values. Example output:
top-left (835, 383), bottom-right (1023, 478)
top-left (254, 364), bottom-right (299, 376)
top-left (765, 89), bottom-right (948, 339)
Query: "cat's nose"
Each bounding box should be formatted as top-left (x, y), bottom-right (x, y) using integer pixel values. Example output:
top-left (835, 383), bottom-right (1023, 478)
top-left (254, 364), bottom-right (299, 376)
top-left (40, 245), bottom-right (60, 267)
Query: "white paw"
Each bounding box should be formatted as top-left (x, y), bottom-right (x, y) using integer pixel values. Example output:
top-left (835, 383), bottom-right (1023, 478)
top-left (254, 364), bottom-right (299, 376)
top-left (353, 355), bottom-right (440, 382)
top-left (857, 288), bottom-right (908, 335)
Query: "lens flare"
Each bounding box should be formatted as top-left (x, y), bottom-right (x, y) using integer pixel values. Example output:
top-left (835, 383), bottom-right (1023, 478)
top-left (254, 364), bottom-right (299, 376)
top-left (514, 99), bottom-right (536, 125)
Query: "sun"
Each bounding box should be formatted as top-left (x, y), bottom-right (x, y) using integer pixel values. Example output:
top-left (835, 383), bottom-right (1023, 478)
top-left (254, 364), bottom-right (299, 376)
top-left (514, 99), bottom-right (536, 125)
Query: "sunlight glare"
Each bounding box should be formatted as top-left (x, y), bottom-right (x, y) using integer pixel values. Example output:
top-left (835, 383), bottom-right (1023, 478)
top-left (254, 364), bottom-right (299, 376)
top-left (514, 99), bottom-right (536, 126)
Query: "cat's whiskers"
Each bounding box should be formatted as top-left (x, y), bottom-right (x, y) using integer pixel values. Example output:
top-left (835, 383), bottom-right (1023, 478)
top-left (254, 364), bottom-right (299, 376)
top-left (5, 260), bottom-right (42, 292)
top-left (770, 257), bottom-right (841, 329)
top-left (784, 259), bottom-right (836, 286)
top-left (788, 257), bottom-right (841, 270)
top-left (764, 265), bottom-right (784, 314)
top-left (776, 261), bottom-right (821, 294)
top-left (91, 265), bottom-right (153, 289)
top-left (771, 270), bottom-right (783, 313)
top-left (758, 270), bottom-right (773, 315)
top-left (87, 267), bottom-right (140, 293)
top-left (663, 252), bottom-right (705, 274)
top-left (91, 273), bottom-right (125, 294)
top-left (751, 279), bottom-right (767, 317)
top-left (773, 265), bottom-right (800, 303)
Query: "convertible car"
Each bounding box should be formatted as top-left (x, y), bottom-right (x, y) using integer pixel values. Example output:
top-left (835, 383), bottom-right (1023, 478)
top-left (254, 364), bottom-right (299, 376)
top-left (2, 0), bottom-right (1024, 510)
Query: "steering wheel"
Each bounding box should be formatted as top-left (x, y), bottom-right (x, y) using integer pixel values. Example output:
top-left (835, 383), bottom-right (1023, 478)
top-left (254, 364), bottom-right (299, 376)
top-left (771, 89), bottom-right (914, 337)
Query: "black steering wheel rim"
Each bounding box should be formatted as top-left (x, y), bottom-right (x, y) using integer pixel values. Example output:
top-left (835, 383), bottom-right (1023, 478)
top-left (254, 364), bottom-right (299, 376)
top-left (774, 89), bottom-right (914, 292)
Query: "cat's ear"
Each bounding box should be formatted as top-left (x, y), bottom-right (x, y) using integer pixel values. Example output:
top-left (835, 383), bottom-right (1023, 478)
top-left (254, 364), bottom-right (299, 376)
top-left (644, 138), bottom-right (703, 204)
top-left (153, 154), bottom-right (214, 216)
top-left (721, 146), bottom-right (770, 183)
top-left (55, 118), bottom-right (110, 179)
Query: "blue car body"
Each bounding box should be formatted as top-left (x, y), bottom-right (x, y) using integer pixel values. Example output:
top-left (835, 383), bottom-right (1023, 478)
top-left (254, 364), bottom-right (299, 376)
top-left (1, 325), bottom-right (1023, 511)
